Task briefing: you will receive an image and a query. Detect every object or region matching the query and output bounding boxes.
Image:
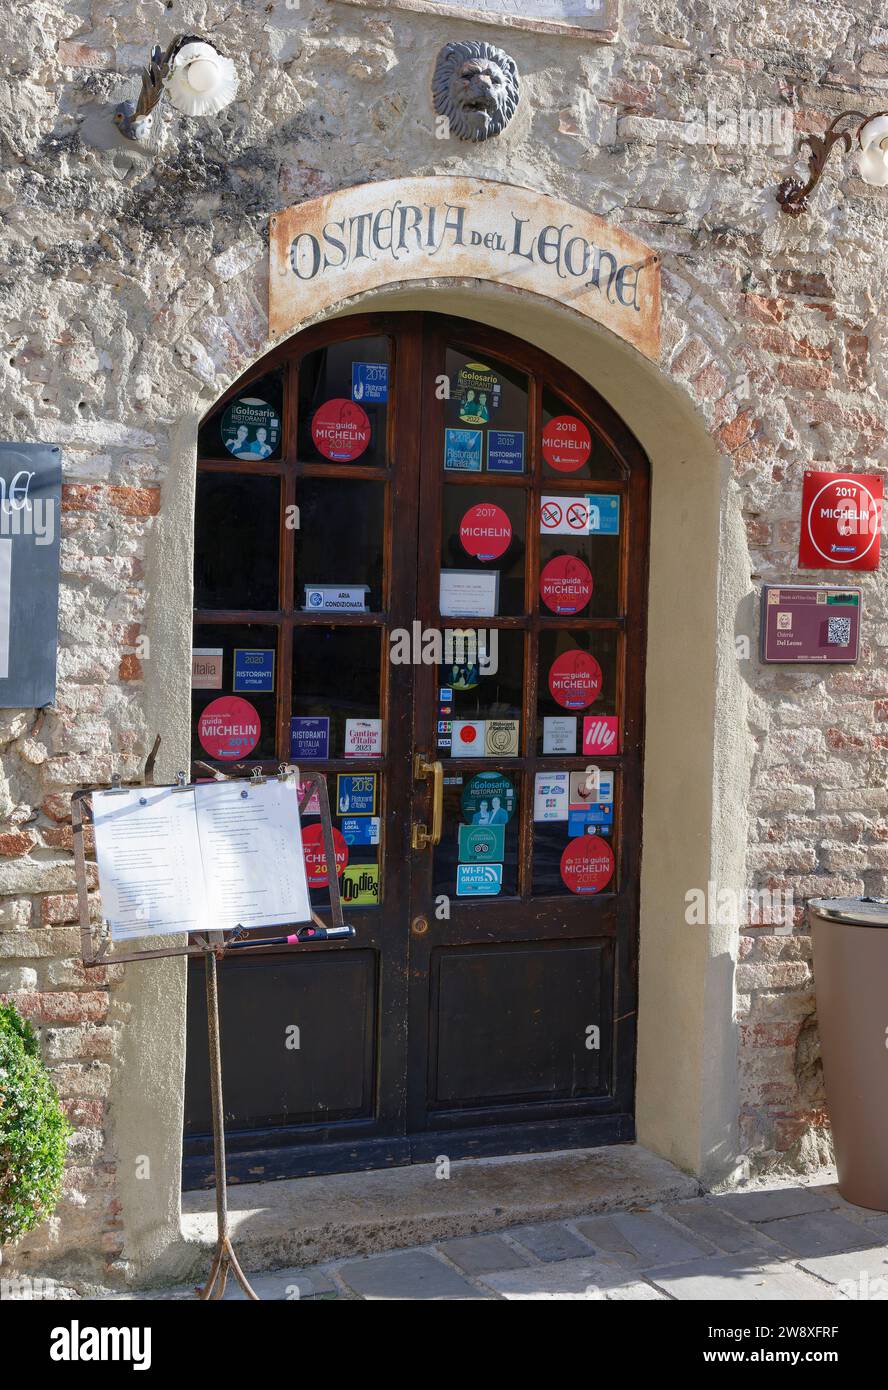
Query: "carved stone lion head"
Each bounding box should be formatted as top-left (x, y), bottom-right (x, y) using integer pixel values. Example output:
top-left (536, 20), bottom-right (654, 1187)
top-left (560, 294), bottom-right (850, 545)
top-left (433, 40), bottom-right (520, 143)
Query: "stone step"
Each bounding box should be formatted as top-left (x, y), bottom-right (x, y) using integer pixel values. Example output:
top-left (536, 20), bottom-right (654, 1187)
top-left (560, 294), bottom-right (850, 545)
top-left (171, 1143), bottom-right (700, 1281)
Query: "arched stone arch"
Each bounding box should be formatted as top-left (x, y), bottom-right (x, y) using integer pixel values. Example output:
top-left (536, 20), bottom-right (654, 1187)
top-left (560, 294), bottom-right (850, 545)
top-left (115, 252), bottom-right (752, 1283)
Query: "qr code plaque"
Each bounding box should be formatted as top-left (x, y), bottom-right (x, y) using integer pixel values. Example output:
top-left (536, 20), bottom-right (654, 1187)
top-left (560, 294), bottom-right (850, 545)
top-left (827, 616), bottom-right (852, 646)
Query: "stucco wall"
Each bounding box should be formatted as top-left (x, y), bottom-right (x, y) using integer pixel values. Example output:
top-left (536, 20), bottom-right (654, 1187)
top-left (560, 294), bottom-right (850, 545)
top-left (1, 0), bottom-right (887, 1282)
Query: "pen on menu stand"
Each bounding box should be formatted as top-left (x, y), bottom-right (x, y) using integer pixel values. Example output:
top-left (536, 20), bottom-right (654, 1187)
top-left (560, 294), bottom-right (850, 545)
top-left (228, 924), bottom-right (355, 948)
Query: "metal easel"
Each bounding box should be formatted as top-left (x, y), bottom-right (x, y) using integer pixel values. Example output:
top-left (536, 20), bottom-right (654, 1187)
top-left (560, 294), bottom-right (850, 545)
top-left (72, 736), bottom-right (354, 1300)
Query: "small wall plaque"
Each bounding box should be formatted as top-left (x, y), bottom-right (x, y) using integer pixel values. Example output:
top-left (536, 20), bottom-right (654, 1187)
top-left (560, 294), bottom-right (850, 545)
top-left (760, 585), bottom-right (861, 664)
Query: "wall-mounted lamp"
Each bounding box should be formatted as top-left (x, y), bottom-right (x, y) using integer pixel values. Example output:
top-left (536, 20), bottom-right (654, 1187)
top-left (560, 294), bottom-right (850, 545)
top-left (114, 35), bottom-right (238, 143)
top-left (777, 110), bottom-right (888, 216)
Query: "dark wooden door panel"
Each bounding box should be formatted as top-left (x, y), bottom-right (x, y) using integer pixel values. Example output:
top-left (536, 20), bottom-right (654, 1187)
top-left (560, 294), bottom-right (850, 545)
top-left (428, 939), bottom-right (613, 1108)
top-left (184, 950), bottom-right (378, 1134)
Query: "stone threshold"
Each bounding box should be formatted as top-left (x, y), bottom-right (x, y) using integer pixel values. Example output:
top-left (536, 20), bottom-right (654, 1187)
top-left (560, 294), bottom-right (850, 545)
top-left (170, 1143), bottom-right (701, 1283)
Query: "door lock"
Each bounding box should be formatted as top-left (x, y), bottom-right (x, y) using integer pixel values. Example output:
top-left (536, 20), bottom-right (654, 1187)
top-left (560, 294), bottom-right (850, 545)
top-left (411, 916), bottom-right (429, 936)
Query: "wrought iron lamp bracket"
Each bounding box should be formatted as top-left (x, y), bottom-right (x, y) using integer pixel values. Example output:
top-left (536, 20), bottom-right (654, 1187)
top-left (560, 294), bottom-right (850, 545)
top-left (777, 110), bottom-right (871, 216)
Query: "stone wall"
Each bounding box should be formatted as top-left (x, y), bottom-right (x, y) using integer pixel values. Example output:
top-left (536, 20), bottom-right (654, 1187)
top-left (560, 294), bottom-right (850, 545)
top-left (1, 0), bottom-right (887, 1279)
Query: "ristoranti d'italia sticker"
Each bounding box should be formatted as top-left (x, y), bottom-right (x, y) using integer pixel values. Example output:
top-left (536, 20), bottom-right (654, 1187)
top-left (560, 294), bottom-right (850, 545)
top-left (548, 650), bottom-right (603, 709)
top-left (311, 398), bottom-right (371, 461)
top-left (560, 835), bottom-right (614, 895)
top-left (197, 696), bottom-right (261, 760)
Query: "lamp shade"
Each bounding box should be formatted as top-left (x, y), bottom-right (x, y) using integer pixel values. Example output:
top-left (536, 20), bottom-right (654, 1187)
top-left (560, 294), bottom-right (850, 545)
top-left (163, 41), bottom-right (238, 117)
top-left (857, 114), bottom-right (888, 188)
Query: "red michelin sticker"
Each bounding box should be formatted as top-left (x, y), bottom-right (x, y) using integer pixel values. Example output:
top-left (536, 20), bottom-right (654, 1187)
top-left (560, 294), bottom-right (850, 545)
top-left (560, 835), bottom-right (614, 895)
top-left (312, 398), bottom-right (372, 461)
top-left (197, 696), bottom-right (261, 760)
top-left (301, 823), bottom-right (348, 887)
top-left (542, 415), bottom-right (592, 473)
top-left (798, 470), bottom-right (883, 571)
top-left (459, 503), bottom-right (512, 561)
top-left (548, 650), bottom-right (603, 709)
top-left (540, 555), bottom-right (593, 614)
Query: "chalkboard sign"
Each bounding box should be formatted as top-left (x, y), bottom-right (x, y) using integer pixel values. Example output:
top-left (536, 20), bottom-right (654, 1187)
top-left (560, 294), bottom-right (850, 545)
top-left (0, 442), bottom-right (61, 707)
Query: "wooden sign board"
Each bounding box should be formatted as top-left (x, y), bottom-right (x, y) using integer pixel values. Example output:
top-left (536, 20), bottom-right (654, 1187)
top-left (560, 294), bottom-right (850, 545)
top-left (330, 0), bottom-right (619, 39)
top-left (270, 178), bottom-right (661, 361)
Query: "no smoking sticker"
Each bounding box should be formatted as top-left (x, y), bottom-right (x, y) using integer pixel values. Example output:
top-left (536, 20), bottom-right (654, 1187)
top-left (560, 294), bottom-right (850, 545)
top-left (301, 823), bottom-right (348, 886)
top-left (311, 398), bottom-right (372, 461)
top-left (548, 650), bottom-right (603, 709)
top-left (542, 415), bottom-right (592, 473)
top-left (560, 835), bottom-right (614, 895)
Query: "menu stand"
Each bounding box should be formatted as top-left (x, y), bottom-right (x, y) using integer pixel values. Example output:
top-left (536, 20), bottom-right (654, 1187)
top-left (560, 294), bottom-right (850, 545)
top-left (72, 741), bottom-right (353, 1301)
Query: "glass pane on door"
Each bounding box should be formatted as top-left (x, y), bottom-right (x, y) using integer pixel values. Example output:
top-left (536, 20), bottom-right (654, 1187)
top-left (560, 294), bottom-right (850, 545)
top-left (298, 336), bottom-right (390, 467)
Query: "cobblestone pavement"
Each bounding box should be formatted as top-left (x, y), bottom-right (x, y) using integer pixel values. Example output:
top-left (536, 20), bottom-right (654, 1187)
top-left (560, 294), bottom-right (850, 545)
top-left (122, 1180), bottom-right (888, 1301)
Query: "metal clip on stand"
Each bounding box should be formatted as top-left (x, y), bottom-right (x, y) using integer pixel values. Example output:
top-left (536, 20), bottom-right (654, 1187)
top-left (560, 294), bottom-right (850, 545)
top-left (73, 744), bottom-right (354, 1301)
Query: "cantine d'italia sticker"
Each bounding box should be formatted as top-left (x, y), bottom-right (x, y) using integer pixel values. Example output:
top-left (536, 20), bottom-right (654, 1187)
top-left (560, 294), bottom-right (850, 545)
top-left (560, 835), bottom-right (614, 894)
top-left (197, 696), bottom-right (261, 760)
top-left (539, 555), bottom-right (594, 615)
top-left (548, 650), bottom-right (603, 709)
top-left (311, 398), bottom-right (371, 461)
top-left (301, 823), bottom-right (349, 886)
top-left (459, 503), bottom-right (512, 561)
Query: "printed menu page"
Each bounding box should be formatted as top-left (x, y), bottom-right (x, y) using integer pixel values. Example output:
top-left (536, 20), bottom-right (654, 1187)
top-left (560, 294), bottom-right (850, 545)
top-left (93, 787), bottom-right (207, 941)
top-left (93, 779), bottom-right (311, 941)
top-left (196, 779), bottom-right (310, 931)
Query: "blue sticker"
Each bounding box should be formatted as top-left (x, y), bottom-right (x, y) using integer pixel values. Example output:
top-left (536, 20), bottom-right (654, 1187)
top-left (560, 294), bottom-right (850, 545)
top-left (589, 495), bottom-right (621, 535)
top-left (568, 805), bottom-right (614, 836)
top-left (341, 815), bottom-right (380, 846)
top-left (439, 687), bottom-right (453, 702)
top-left (487, 430), bottom-right (525, 474)
top-left (456, 863), bottom-right (503, 897)
top-left (336, 773), bottom-right (377, 816)
top-left (352, 362), bottom-right (389, 403)
top-left (444, 428), bottom-right (483, 472)
top-left (290, 716), bottom-right (330, 759)
top-left (233, 648), bottom-right (275, 693)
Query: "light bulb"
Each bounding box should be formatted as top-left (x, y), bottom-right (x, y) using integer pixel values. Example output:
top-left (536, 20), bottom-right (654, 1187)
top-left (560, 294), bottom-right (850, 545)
top-left (186, 58), bottom-right (218, 94)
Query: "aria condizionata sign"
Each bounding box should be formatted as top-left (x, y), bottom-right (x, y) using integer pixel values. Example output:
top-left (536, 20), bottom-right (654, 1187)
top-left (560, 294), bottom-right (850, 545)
top-left (270, 178), bottom-right (660, 362)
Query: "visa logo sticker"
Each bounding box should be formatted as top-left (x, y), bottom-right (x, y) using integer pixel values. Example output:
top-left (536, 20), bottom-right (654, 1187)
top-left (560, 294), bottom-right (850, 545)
top-left (456, 863), bottom-right (503, 897)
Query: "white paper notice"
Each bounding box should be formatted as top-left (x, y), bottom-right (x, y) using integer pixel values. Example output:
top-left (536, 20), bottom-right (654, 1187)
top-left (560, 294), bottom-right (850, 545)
top-left (196, 779), bottom-right (310, 931)
top-left (93, 788), bottom-right (207, 941)
top-left (543, 716), bottom-right (577, 754)
top-left (439, 568), bottom-right (499, 618)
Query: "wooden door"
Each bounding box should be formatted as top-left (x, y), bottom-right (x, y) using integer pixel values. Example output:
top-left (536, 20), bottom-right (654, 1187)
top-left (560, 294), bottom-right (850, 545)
top-left (183, 313), bottom-right (649, 1188)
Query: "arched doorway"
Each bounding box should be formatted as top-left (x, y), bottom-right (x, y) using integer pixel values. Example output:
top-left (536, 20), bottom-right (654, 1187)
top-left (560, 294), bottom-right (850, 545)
top-left (182, 311), bottom-right (650, 1187)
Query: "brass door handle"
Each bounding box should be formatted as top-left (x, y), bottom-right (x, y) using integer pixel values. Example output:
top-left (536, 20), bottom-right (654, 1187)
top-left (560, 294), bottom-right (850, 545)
top-left (412, 753), bottom-right (444, 850)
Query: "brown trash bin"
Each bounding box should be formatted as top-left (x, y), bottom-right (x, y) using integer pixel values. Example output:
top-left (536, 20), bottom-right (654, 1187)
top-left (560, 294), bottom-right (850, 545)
top-left (808, 897), bottom-right (888, 1211)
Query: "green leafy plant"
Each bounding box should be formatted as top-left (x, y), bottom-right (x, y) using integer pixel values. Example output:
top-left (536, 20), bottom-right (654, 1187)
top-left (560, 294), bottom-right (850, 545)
top-left (0, 1002), bottom-right (72, 1249)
